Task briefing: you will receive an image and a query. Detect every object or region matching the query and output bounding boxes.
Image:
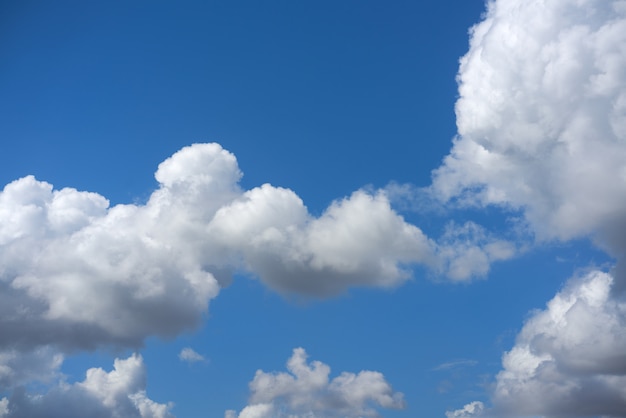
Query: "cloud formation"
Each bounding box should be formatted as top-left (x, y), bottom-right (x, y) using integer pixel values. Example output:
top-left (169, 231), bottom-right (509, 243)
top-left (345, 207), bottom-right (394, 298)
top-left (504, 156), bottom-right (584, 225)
top-left (436, 0), bottom-right (626, 416)
top-left (1, 141), bottom-right (512, 403)
top-left (446, 401), bottom-right (485, 418)
top-left (0, 144), bottom-right (427, 375)
top-left (451, 271), bottom-right (626, 418)
top-left (491, 271), bottom-right (626, 417)
top-left (434, 221), bottom-right (516, 281)
top-left (1, 140), bottom-right (515, 381)
top-left (432, 0), bottom-right (626, 248)
top-left (225, 347), bottom-right (405, 418)
top-left (0, 354), bottom-right (172, 418)
top-left (178, 348), bottom-right (206, 364)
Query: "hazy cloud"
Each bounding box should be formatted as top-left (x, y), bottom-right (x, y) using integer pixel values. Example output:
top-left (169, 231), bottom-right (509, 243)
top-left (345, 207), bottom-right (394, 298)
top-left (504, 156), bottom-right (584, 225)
top-left (0, 346), bottom-right (63, 389)
top-left (178, 348), bottom-right (206, 364)
top-left (0, 398), bottom-right (8, 418)
top-left (226, 347), bottom-right (404, 418)
top-left (435, 221), bottom-right (517, 281)
top-left (433, 359), bottom-right (478, 372)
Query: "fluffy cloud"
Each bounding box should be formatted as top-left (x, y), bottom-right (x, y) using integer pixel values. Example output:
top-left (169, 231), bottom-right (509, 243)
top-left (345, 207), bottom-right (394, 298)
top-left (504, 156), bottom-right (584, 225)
top-left (432, 0), bottom-right (626, 247)
top-left (3, 142), bottom-right (497, 393)
top-left (0, 346), bottom-right (63, 389)
top-left (438, 0), bottom-right (626, 415)
top-left (225, 347), bottom-right (405, 418)
top-left (458, 272), bottom-right (626, 418)
top-left (446, 401), bottom-right (485, 418)
top-left (490, 271), bottom-right (626, 417)
top-left (0, 171), bottom-right (223, 354)
top-left (210, 186), bottom-right (437, 295)
top-left (0, 354), bottom-right (173, 418)
top-left (1, 141), bottom-right (501, 363)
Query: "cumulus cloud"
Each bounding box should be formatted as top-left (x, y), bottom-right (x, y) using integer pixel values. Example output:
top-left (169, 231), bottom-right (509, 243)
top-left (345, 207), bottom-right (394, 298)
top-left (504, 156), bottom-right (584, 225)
top-left (446, 401), bottom-right (485, 418)
top-left (436, 0), bottom-right (626, 416)
top-left (225, 347), bottom-right (405, 418)
top-left (0, 354), bottom-right (173, 418)
top-left (0, 144), bottom-right (427, 363)
top-left (210, 186), bottom-right (438, 295)
top-left (488, 271), bottom-right (626, 417)
top-left (432, 0), bottom-right (626, 248)
top-left (178, 348), bottom-right (206, 364)
top-left (460, 272), bottom-right (626, 417)
top-left (2, 141), bottom-right (503, 396)
top-left (1, 141), bottom-right (503, 362)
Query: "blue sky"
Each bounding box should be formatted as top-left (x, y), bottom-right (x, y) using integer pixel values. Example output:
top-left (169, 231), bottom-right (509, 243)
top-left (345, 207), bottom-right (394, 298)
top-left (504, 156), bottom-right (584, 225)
top-left (1, 1), bottom-right (625, 418)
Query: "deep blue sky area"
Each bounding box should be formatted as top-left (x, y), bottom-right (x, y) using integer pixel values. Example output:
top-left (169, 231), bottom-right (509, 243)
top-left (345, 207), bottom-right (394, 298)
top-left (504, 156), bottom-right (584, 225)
top-left (3, 2), bottom-right (614, 418)
top-left (1, 1), bottom-right (484, 208)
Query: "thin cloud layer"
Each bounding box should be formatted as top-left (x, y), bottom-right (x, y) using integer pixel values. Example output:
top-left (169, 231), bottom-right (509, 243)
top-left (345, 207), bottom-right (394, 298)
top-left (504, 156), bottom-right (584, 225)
top-left (0, 354), bottom-right (172, 418)
top-left (178, 348), bottom-right (206, 364)
top-left (434, 221), bottom-right (516, 282)
top-left (225, 347), bottom-right (405, 418)
top-left (437, 0), bottom-right (626, 416)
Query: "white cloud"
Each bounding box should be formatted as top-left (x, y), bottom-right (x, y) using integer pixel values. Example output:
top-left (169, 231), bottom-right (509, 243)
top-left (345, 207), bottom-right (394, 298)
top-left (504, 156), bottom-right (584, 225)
top-left (436, 0), bottom-right (626, 416)
top-left (0, 354), bottom-right (173, 418)
top-left (178, 347), bottom-right (206, 364)
top-left (1, 142), bottom-right (508, 401)
top-left (210, 186), bottom-right (438, 295)
top-left (226, 347), bottom-right (405, 418)
top-left (432, 0), bottom-right (626, 248)
top-left (0, 144), bottom-right (439, 357)
top-left (450, 271), bottom-right (626, 418)
top-left (1, 141), bottom-right (495, 370)
top-left (446, 401), bottom-right (485, 418)
top-left (489, 271), bottom-right (626, 417)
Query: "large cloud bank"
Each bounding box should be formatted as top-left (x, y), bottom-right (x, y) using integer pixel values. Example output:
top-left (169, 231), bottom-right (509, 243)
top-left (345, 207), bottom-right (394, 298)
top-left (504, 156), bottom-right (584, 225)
top-left (225, 348), bottom-right (404, 418)
top-left (437, 0), bottom-right (626, 416)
